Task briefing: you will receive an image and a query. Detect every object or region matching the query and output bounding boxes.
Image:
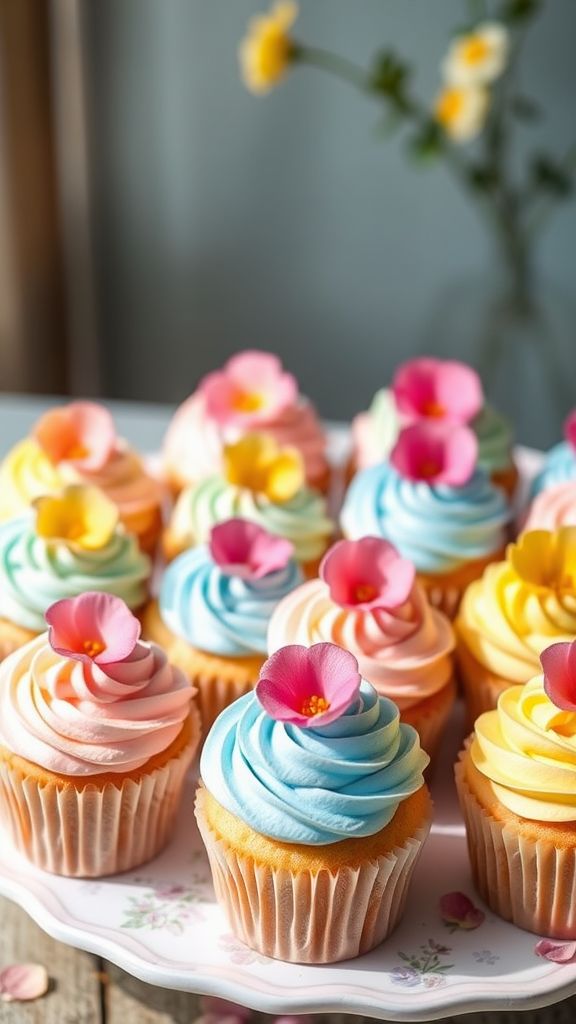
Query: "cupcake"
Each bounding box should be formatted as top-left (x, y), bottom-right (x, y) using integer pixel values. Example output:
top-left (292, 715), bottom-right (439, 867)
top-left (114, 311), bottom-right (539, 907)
top-left (456, 528), bottom-right (576, 727)
top-left (163, 432), bottom-right (333, 576)
top-left (524, 480), bottom-right (576, 532)
top-left (0, 485), bottom-right (151, 661)
top-left (163, 350), bottom-right (330, 494)
top-left (456, 640), bottom-right (576, 939)
top-left (144, 518), bottom-right (303, 732)
top-left (531, 410), bottom-right (576, 498)
top-left (0, 401), bottom-right (165, 554)
top-left (195, 642), bottom-right (431, 963)
top-left (341, 422), bottom-right (511, 619)
top-left (350, 357), bottom-right (517, 497)
top-left (268, 537), bottom-right (456, 758)
top-left (0, 592), bottom-right (200, 877)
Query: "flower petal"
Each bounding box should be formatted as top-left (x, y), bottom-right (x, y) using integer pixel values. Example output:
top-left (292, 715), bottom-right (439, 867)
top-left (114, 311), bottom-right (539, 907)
top-left (541, 641), bottom-right (576, 712)
top-left (46, 592), bottom-right (141, 665)
top-left (565, 411), bottom-right (576, 452)
top-left (209, 518), bottom-right (293, 579)
top-left (264, 448), bottom-right (304, 502)
top-left (439, 891), bottom-right (485, 929)
top-left (320, 537), bottom-right (415, 611)
top-left (391, 422), bottom-right (477, 486)
top-left (0, 963), bottom-right (49, 1002)
top-left (35, 484), bottom-right (119, 551)
top-left (34, 402), bottom-right (115, 471)
top-left (393, 358), bottom-right (483, 424)
top-left (535, 938), bottom-right (576, 963)
top-left (256, 643), bottom-right (360, 727)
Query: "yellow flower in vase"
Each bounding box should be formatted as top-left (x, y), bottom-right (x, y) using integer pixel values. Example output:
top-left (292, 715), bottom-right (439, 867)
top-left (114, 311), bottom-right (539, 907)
top-left (509, 528), bottom-right (576, 595)
top-left (434, 83), bottom-right (489, 143)
top-left (35, 485), bottom-right (120, 551)
top-left (239, 2), bottom-right (298, 95)
top-left (223, 433), bottom-right (304, 503)
top-left (443, 23), bottom-right (509, 87)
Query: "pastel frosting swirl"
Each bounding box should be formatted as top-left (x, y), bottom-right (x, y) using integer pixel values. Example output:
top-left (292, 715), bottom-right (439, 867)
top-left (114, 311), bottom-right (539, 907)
top-left (0, 515), bottom-right (150, 631)
top-left (160, 545), bottom-right (303, 656)
top-left (170, 476), bottom-right (333, 563)
top-left (351, 391), bottom-right (513, 474)
top-left (267, 581), bottom-right (454, 710)
top-left (0, 439), bottom-right (163, 536)
top-left (201, 680), bottom-right (429, 844)
top-left (524, 482), bottom-right (576, 532)
top-left (0, 634), bottom-right (193, 776)
top-left (457, 560), bottom-right (576, 682)
top-left (470, 676), bottom-right (576, 821)
top-left (163, 393), bottom-right (329, 486)
top-left (340, 464), bottom-right (510, 574)
top-left (531, 442), bottom-right (576, 497)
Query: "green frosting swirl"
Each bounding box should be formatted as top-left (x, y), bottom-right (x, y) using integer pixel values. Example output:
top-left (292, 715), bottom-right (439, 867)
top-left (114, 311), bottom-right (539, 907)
top-left (0, 515), bottom-right (150, 631)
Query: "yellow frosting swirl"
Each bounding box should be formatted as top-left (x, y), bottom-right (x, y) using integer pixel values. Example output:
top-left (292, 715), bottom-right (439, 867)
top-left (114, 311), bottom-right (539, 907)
top-left (0, 440), bottom-right (63, 520)
top-left (471, 676), bottom-right (576, 821)
top-left (457, 529), bottom-right (576, 682)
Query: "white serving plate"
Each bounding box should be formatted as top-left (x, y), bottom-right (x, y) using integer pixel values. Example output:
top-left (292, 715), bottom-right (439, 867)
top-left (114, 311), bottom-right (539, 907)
top-left (1, 438), bottom-right (565, 1020)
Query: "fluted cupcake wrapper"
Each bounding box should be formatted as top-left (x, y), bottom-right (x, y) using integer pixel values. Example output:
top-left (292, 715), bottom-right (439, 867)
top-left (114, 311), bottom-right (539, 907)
top-left (401, 677), bottom-right (457, 763)
top-left (455, 754), bottom-right (576, 939)
top-left (456, 642), bottom-right (513, 732)
top-left (418, 577), bottom-right (464, 621)
top-left (193, 671), bottom-right (260, 736)
top-left (195, 787), bottom-right (431, 964)
top-left (0, 730), bottom-right (196, 878)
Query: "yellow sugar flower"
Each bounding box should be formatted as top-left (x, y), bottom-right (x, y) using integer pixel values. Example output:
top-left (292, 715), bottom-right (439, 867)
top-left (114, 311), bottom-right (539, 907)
top-left (239, 1), bottom-right (298, 95)
top-left (223, 433), bottom-right (304, 503)
top-left (442, 22), bottom-right (509, 88)
top-left (509, 528), bottom-right (576, 593)
top-left (35, 485), bottom-right (119, 551)
top-left (434, 83), bottom-right (489, 143)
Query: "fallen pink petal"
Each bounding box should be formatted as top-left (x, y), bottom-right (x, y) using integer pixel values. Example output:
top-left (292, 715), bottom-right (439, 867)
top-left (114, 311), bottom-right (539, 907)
top-left (440, 892), bottom-right (485, 930)
top-left (0, 963), bottom-right (49, 1002)
top-left (535, 939), bottom-right (576, 964)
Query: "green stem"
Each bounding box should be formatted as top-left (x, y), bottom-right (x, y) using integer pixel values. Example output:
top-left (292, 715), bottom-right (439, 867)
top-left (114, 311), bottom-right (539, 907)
top-left (525, 141), bottom-right (576, 237)
top-left (293, 44), bottom-right (371, 92)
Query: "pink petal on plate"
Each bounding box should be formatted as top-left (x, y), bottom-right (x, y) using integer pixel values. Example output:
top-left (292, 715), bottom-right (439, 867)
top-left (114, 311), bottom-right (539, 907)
top-left (439, 891), bottom-right (485, 929)
top-left (535, 938), bottom-right (576, 963)
top-left (0, 963), bottom-right (49, 1002)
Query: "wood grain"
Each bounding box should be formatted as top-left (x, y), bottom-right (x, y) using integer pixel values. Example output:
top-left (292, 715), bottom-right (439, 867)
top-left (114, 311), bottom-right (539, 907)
top-left (103, 960), bottom-right (202, 1024)
top-left (0, 896), bottom-right (102, 1023)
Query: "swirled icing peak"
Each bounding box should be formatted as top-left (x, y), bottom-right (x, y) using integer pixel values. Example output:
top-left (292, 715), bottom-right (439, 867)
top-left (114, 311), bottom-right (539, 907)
top-left (470, 667), bottom-right (576, 822)
top-left (320, 537), bottom-right (414, 611)
top-left (0, 631), bottom-right (193, 776)
top-left (340, 461), bottom-right (509, 574)
top-left (159, 539), bottom-right (303, 656)
top-left (201, 676), bottom-right (429, 844)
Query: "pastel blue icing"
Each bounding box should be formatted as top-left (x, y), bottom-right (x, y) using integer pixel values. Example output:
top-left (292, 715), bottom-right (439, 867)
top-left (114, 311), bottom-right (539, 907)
top-left (531, 442), bottom-right (576, 497)
top-left (340, 464), bottom-right (510, 574)
top-left (159, 545), bottom-right (303, 656)
top-left (200, 680), bottom-right (428, 845)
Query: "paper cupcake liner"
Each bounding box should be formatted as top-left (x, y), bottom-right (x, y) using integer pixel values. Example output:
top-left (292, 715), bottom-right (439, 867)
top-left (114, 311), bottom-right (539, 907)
top-left (0, 726), bottom-right (197, 878)
top-left (456, 642), bottom-right (512, 731)
top-left (195, 788), bottom-right (431, 964)
top-left (418, 549), bottom-right (507, 623)
top-left (193, 670), bottom-right (260, 736)
top-left (456, 754), bottom-right (576, 939)
top-left (401, 677), bottom-right (457, 763)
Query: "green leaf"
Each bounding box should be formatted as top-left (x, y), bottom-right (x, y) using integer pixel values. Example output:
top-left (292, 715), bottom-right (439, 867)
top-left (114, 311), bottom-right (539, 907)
top-left (469, 164), bottom-right (499, 191)
top-left (407, 120), bottom-right (443, 163)
top-left (369, 50), bottom-right (410, 105)
top-left (531, 154), bottom-right (573, 196)
top-left (499, 0), bottom-right (541, 23)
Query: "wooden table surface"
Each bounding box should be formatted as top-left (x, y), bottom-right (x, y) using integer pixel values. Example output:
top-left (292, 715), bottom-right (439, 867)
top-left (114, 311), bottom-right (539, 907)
top-left (0, 396), bottom-right (575, 1024)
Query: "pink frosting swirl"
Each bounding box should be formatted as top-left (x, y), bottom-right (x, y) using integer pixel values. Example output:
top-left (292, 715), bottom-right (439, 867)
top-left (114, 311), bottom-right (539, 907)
top-left (61, 444), bottom-right (164, 520)
top-left (267, 580), bottom-right (455, 710)
top-left (524, 482), bottom-right (576, 532)
top-left (163, 393), bottom-right (329, 488)
top-left (0, 636), bottom-right (193, 776)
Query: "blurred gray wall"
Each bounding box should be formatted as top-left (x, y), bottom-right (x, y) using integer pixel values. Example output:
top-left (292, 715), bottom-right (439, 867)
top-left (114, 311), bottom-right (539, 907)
top-left (83, 0), bottom-right (576, 442)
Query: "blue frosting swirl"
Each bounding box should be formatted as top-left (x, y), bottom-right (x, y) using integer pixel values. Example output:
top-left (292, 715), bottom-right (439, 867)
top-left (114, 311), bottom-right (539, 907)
top-left (159, 545), bottom-right (303, 656)
top-left (531, 442), bottom-right (576, 497)
top-left (200, 681), bottom-right (428, 845)
top-left (340, 464), bottom-right (510, 574)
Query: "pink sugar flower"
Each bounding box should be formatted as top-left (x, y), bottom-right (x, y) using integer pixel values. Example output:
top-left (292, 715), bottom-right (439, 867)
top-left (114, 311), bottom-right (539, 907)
top-left (209, 518), bottom-right (293, 579)
top-left (390, 421), bottom-right (478, 486)
top-left (320, 537), bottom-right (415, 611)
top-left (256, 643), bottom-right (361, 727)
top-left (393, 357), bottom-right (483, 425)
top-left (564, 410), bottom-right (576, 451)
top-left (45, 592), bottom-right (141, 665)
top-left (439, 892), bottom-right (485, 931)
top-left (34, 401), bottom-right (116, 472)
top-left (199, 350), bottom-right (298, 427)
top-left (541, 641), bottom-right (576, 711)
top-left (0, 964), bottom-right (49, 1003)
